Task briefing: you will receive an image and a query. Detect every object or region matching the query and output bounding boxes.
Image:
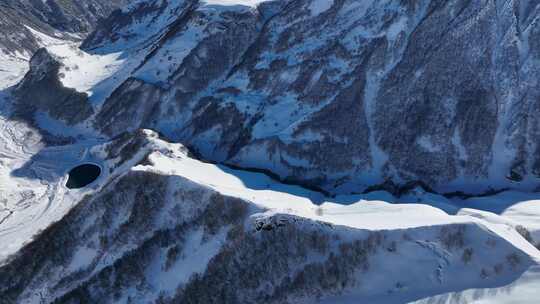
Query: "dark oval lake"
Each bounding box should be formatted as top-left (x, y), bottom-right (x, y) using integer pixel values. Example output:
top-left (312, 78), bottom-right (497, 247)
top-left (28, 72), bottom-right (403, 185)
top-left (66, 164), bottom-right (101, 189)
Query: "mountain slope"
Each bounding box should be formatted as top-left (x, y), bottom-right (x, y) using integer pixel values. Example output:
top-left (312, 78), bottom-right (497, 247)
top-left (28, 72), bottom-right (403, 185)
top-left (0, 0), bottom-right (125, 56)
top-left (0, 0), bottom-right (126, 88)
top-left (20, 0), bottom-right (540, 195)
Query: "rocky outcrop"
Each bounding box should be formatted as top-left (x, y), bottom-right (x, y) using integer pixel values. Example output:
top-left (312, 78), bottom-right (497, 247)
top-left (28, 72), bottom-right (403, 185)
top-left (13, 48), bottom-right (93, 125)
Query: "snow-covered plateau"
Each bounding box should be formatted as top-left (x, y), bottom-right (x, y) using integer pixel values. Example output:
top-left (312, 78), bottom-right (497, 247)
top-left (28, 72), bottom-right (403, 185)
top-left (2, 0), bottom-right (540, 303)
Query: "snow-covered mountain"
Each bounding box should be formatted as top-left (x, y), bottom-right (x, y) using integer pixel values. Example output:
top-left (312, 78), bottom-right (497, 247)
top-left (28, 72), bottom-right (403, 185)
top-left (15, 0), bottom-right (540, 195)
top-left (3, 0), bottom-right (540, 303)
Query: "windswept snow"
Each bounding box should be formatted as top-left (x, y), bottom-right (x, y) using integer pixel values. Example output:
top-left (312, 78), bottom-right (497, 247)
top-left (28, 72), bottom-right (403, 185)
top-left (141, 150), bottom-right (471, 230)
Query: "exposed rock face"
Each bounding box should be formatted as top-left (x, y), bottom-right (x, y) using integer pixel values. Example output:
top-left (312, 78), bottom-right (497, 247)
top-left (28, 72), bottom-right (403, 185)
top-left (14, 48), bottom-right (93, 125)
top-left (77, 0), bottom-right (540, 194)
top-left (0, 0), bottom-right (126, 57)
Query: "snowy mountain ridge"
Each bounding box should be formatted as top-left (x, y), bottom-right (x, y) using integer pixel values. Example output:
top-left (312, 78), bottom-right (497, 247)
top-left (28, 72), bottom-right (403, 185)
top-left (2, 129), bottom-right (540, 303)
